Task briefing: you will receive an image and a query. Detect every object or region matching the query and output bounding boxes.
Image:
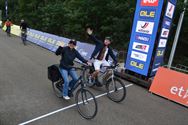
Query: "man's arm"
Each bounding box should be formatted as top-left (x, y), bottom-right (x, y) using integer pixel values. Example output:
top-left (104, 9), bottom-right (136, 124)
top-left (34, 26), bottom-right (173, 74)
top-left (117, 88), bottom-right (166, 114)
top-left (75, 50), bottom-right (88, 64)
top-left (108, 48), bottom-right (118, 64)
top-left (86, 27), bottom-right (102, 44)
top-left (55, 46), bottom-right (64, 56)
top-left (89, 34), bottom-right (102, 44)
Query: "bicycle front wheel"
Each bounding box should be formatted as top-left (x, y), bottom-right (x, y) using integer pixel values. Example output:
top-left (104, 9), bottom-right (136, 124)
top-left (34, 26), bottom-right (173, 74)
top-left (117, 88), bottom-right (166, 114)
top-left (75, 88), bottom-right (98, 119)
top-left (106, 77), bottom-right (126, 103)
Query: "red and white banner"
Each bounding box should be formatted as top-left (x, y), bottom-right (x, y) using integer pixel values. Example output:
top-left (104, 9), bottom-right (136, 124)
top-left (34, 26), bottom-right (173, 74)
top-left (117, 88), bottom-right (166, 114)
top-left (141, 0), bottom-right (159, 6)
top-left (149, 67), bottom-right (188, 107)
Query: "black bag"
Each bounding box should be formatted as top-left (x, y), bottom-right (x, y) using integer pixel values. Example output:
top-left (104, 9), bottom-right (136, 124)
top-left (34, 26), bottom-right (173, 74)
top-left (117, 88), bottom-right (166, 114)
top-left (48, 64), bottom-right (62, 82)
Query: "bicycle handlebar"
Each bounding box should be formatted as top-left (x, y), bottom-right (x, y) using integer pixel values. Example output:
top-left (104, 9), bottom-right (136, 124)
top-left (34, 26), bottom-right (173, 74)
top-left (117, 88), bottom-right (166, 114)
top-left (69, 63), bottom-right (92, 71)
top-left (101, 63), bottom-right (119, 69)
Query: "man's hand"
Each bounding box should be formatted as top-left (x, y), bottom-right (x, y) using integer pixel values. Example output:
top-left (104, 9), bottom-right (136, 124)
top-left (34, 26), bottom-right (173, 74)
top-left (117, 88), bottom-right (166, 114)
top-left (86, 27), bottom-right (93, 35)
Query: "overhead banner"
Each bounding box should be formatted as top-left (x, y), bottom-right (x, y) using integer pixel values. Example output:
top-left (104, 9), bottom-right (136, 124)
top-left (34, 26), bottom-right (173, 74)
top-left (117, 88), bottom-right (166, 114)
top-left (150, 0), bottom-right (177, 76)
top-left (149, 67), bottom-right (188, 107)
top-left (125, 0), bottom-right (164, 76)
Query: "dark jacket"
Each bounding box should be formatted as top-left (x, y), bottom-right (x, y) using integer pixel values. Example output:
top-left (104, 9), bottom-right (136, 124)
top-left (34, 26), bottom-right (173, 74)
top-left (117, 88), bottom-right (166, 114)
top-left (20, 22), bottom-right (28, 30)
top-left (55, 46), bottom-right (87, 69)
top-left (89, 34), bottom-right (117, 63)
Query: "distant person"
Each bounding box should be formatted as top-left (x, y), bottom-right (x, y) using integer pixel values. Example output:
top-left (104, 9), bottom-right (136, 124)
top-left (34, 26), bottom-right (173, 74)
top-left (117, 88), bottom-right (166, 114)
top-left (20, 19), bottom-right (29, 45)
top-left (5, 19), bottom-right (12, 36)
top-left (20, 19), bottom-right (29, 32)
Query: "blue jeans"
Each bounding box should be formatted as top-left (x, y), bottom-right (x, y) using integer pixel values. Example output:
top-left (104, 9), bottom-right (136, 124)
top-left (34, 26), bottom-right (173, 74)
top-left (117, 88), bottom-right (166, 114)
top-left (59, 68), bottom-right (78, 96)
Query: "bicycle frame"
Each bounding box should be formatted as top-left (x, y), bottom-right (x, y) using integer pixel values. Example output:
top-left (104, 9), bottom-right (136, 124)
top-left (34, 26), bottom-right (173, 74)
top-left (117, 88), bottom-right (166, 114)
top-left (67, 66), bottom-right (89, 94)
top-left (97, 66), bottom-right (116, 85)
top-left (21, 31), bottom-right (27, 39)
top-left (51, 64), bottom-right (98, 119)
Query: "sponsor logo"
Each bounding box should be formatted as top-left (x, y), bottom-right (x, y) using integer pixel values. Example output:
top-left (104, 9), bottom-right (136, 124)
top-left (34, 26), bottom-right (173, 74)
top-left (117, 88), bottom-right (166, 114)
top-left (139, 9), bottom-right (156, 19)
top-left (133, 42), bottom-right (149, 53)
top-left (141, 0), bottom-right (159, 6)
top-left (157, 50), bottom-right (164, 57)
top-left (150, 67), bottom-right (188, 106)
top-left (170, 86), bottom-right (188, 100)
top-left (158, 39), bottom-right (167, 48)
top-left (161, 28), bottom-right (169, 38)
top-left (166, 2), bottom-right (175, 19)
top-left (47, 38), bottom-right (57, 44)
top-left (136, 21), bottom-right (154, 35)
top-left (164, 18), bottom-right (171, 27)
top-left (131, 51), bottom-right (147, 62)
top-left (136, 35), bottom-right (150, 42)
top-left (130, 61), bottom-right (144, 69)
top-left (78, 49), bottom-right (88, 57)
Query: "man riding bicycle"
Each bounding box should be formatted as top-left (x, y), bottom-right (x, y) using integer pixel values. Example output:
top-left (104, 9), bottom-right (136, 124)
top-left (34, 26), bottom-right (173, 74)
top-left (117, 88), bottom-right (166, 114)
top-left (5, 19), bottom-right (12, 36)
top-left (86, 27), bottom-right (117, 87)
top-left (55, 39), bottom-right (90, 100)
top-left (20, 19), bottom-right (28, 32)
top-left (20, 19), bottom-right (29, 45)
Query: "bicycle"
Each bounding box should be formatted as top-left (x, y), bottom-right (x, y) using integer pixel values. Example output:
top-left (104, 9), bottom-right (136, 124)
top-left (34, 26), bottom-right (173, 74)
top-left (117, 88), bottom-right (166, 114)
top-left (84, 64), bottom-right (126, 103)
top-left (21, 30), bottom-right (27, 45)
top-left (48, 64), bottom-right (98, 119)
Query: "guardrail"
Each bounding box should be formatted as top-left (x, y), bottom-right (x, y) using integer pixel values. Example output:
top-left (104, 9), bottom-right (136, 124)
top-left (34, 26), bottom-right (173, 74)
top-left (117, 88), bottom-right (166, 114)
top-left (176, 64), bottom-right (188, 70)
top-left (163, 64), bottom-right (188, 74)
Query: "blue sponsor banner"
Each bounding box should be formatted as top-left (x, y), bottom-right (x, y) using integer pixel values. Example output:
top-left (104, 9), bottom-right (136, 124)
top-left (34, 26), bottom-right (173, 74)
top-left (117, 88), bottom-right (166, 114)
top-left (125, 0), bottom-right (164, 76)
top-left (26, 28), bottom-right (95, 60)
top-left (163, 17), bottom-right (172, 28)
top-left (27, 29), bottom-right (60, 51)
top-left (150, 0), bottom-right (177, 76)
top-left (139, 8), bottom-right (156, 20)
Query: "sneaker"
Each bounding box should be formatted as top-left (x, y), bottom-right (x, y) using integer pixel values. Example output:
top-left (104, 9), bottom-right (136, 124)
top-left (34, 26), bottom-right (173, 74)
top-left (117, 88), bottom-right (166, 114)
top-left (88, 76), bottom-right (92, 83)
top-left (63, 96), bottom-right (70, 100)
top-left (88, 76), bottom-right (95, 86)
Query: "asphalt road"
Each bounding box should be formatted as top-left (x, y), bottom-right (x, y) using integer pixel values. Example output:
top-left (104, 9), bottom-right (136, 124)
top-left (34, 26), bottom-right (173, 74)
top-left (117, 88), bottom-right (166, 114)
top-left (0, 30), bottom-right (187, 125)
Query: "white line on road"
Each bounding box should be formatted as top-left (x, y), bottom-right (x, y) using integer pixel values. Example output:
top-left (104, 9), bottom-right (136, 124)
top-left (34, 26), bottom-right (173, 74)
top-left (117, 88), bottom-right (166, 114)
top-left (19, 84), bottom-right (133, 125)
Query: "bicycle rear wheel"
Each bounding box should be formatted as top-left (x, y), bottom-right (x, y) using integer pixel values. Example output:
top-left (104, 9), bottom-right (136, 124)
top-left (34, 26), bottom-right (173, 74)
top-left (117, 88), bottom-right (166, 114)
top-left (106, 77), bottom-right (126, 103)
top-left (75, 88), bottom-right (98, 119)
top-left (52, 79), bottom-right (63, 98)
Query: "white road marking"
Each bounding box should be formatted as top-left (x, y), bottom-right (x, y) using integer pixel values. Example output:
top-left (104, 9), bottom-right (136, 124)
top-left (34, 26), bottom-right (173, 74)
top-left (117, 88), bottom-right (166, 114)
top-left (19, 84), bottom-right (133, 125)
